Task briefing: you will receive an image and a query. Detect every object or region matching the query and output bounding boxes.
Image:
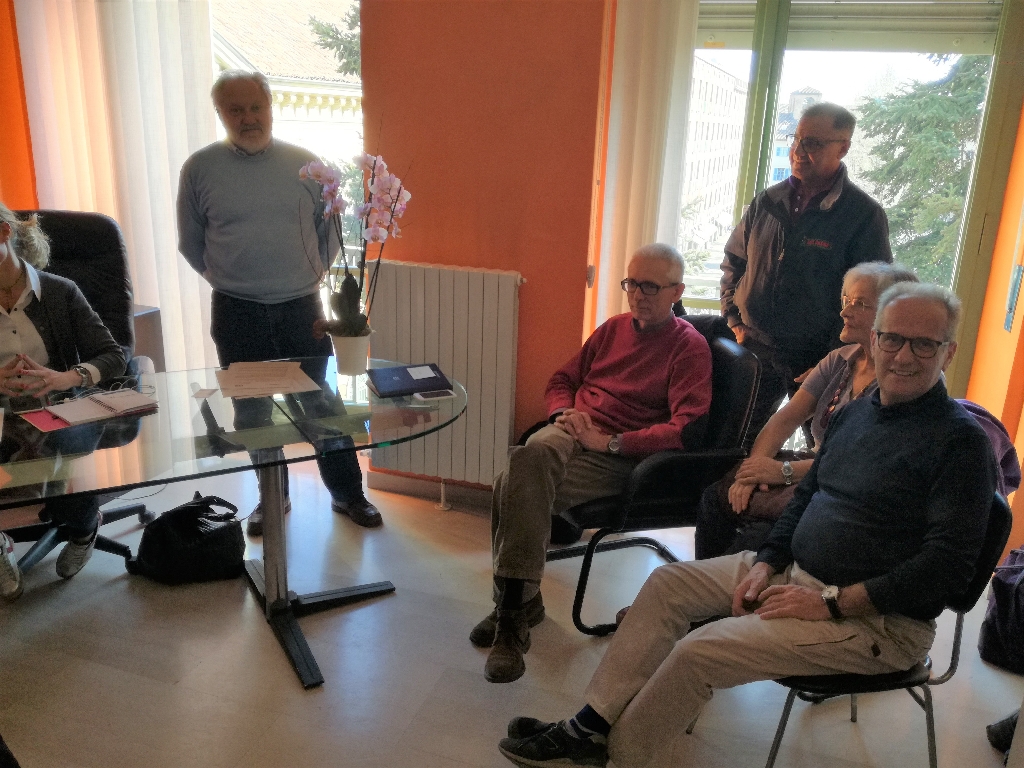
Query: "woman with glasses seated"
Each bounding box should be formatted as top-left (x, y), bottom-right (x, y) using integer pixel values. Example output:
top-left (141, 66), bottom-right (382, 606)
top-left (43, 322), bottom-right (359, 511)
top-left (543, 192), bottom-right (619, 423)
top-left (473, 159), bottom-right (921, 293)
top-left (694, 261), bottom-right (918, 560)
top-left (0, 203), bottom-right (126, 601)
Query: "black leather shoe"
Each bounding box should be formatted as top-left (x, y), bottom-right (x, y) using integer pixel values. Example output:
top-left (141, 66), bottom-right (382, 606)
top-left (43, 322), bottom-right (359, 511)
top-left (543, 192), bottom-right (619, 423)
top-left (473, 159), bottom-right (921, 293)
top-left (332, 498), bottom-right (383, 528)
top-left (246, 498), bottom-right (292, 537)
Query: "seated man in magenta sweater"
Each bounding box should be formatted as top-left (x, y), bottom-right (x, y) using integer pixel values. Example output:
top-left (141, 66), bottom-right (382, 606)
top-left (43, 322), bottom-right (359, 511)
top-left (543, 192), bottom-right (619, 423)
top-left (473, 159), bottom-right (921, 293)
top-left (472, 243), bottom-right (713, 684)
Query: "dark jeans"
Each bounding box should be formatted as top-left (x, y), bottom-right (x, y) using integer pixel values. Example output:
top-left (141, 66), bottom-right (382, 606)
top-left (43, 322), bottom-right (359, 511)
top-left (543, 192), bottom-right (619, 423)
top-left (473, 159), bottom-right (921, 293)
top-left (210, 291), bottom-right (365, 505)
top-left (0, 418), bottom-right (104, 538)
top-left (742, 339), bottom-right (823, 451)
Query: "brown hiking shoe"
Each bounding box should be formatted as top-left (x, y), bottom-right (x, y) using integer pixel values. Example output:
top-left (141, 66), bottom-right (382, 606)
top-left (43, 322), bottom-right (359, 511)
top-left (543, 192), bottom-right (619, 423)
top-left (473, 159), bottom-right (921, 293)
top-left (485, 608), bottom-right (531, 683)
top-left (469, 592), bottom-right (545, 648)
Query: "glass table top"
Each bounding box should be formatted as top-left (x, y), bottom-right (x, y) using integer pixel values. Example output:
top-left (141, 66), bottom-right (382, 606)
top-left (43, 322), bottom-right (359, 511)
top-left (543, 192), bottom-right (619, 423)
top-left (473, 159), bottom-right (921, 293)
top-left (0, 357), bottom-right (467, 509)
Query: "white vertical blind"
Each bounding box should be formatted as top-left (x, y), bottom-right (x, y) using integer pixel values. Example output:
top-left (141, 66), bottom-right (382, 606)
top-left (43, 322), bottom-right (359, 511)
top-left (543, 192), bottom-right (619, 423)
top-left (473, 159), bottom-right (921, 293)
top-left (594, 0), bottom-right (700, 325)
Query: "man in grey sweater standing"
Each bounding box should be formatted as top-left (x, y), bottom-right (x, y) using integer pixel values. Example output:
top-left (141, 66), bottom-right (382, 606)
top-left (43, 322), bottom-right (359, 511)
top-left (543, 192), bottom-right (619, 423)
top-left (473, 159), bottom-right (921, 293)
top-left (176, 69), bottom-right (381, 533)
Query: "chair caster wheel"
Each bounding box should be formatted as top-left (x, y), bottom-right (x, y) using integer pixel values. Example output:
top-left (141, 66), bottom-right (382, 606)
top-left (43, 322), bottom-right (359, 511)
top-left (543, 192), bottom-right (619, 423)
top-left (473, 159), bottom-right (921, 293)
top-left (139, 510), bottom-right (157, 524)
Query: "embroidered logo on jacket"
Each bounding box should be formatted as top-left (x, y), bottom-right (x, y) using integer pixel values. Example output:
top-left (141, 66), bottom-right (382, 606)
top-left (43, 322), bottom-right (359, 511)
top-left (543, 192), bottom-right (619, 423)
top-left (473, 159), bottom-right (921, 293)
top-left (803, 237), bottom-right (832, 249)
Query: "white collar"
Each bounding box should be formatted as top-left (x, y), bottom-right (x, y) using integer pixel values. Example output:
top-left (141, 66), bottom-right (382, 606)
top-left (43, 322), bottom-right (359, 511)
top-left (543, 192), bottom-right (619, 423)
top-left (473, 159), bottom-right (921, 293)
top-left (24, 262), bottom-right (42, 300)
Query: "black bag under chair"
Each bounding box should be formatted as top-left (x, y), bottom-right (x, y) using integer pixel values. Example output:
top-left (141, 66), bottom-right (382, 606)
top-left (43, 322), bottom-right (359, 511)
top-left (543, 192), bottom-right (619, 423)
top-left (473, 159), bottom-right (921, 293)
top-left (979, 548), bottom-right (1024, 674)
top-left (126, 493), bottom-right (244, 584)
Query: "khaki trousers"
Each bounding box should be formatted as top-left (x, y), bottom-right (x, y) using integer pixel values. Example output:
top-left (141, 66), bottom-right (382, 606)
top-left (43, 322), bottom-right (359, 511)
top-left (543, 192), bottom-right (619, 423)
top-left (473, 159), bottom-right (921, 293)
top-left (585, 552), bottom-right (936, 768)
top-left (491, 425), bottom-right (638, 593)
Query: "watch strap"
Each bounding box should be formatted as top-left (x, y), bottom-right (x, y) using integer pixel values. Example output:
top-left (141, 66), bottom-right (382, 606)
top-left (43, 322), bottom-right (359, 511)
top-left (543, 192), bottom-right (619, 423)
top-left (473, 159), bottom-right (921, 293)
top-left (822, 587), bottom-right (844, 620)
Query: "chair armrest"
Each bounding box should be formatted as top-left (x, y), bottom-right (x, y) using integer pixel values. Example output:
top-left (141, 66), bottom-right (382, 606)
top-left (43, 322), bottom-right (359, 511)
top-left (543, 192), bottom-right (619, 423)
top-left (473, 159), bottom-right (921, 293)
top-left (622, 449), bottom-right (746, 504)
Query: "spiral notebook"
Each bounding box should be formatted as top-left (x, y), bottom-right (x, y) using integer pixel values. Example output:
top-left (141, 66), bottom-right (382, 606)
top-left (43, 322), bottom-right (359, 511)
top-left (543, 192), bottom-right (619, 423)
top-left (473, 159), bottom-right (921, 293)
top-left (22, 389), bottom-right (158, 431)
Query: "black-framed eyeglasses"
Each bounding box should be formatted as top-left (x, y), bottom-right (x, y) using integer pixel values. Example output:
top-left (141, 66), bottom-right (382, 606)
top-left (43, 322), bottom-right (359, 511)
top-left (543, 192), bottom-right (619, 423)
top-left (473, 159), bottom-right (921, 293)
top-left (875, 331), bottom-right (950, 359)
top-left (620, 278), bottom-right (680, 297)
top-left (841, 295), bottom-right (875, 313)
top-left (787, 134), bottom-right (845, 154)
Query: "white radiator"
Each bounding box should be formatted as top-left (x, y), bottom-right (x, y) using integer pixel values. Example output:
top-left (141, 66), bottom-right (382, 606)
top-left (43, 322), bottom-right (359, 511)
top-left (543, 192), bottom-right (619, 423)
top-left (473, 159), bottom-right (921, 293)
top-left (366, 259), bottom-right (522, 485)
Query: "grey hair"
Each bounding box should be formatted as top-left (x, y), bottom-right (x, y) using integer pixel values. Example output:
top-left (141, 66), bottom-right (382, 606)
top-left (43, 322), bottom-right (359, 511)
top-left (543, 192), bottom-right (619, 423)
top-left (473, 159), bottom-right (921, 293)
top-left (211, 69), bottom-right (273, 108)
top-left (875, 282), bottom-right (962, 341)
top-left (844, 261), bottom-right (919, 298)
top-left (0, 203), bottom-right (49, 268)
top-left (633, 243), bottom-right (685, 282)
top-left (802, 102), bottom-right (856, 136)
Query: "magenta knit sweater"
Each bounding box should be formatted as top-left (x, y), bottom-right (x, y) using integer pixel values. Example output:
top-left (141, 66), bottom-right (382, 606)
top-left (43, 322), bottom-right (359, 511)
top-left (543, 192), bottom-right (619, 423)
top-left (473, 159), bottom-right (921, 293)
top-left (545, 314), bottom-right (712, 457)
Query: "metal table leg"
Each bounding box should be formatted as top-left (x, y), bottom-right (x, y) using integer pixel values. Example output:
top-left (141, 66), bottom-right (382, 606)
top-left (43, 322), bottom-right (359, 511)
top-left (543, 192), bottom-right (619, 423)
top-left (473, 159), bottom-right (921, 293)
top-left (243, 461), bottom-right (395, 689)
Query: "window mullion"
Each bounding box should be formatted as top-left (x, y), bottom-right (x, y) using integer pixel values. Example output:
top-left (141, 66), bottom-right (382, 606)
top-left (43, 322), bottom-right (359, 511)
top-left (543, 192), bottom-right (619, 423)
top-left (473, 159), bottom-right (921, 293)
top-left (733, 0), bottom-right (790, 224)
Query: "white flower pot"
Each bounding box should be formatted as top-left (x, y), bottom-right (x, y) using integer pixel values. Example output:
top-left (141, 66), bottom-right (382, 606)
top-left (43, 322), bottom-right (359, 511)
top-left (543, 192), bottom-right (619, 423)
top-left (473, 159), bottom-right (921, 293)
top-left (331, 330), bottom-right (373, 375)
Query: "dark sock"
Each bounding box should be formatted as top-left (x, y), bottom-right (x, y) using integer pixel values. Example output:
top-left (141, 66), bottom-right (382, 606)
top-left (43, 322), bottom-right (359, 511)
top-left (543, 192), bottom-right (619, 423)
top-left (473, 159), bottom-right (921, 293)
top-left (566, 704), bottom-right (610, 741)
top-left (497, 577), bottom-right (525, 610)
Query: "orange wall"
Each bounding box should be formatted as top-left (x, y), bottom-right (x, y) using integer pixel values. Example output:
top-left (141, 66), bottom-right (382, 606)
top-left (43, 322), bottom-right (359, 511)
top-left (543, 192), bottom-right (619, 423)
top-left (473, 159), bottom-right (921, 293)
top-left (0, 0), bottom-right (37, 208)
top-left (360, 0), bottom-right (605, 437)
top-left (966, 101), bottom-right (1024, 553)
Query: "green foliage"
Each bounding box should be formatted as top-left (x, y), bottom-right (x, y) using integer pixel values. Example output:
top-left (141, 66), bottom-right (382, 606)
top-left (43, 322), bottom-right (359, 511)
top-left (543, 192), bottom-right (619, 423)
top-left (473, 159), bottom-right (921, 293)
top-left (857, 55), bottom-right (991, 286)
top-left (309, 2), bottom-right (361, 78)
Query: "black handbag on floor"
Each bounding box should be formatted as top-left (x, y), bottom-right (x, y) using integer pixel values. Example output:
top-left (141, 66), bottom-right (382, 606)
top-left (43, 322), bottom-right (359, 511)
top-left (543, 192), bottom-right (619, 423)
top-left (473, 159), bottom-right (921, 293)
top-left (978, 548), bottom-right (1024, 674)
top-left (126, 492), bottom-right (244, 584)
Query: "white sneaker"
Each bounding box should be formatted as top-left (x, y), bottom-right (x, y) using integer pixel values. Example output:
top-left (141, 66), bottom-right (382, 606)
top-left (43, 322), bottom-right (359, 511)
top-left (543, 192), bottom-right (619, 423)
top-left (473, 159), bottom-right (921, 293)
top-left (0, 532), bottom-right (23, 601)
top-left (56, 513), bottom-right (102, 579)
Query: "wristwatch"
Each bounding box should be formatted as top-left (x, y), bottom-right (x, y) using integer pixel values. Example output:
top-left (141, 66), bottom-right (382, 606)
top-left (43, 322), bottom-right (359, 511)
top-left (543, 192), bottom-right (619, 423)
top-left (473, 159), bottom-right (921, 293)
top-left (607, 434), bottom-right (622, 454)
top-left (781, 461), bottom-right (794, 486)
top-left (71, 365), bottom-right (93, 388)
top-left (822, 585), bottom-right (844, 620)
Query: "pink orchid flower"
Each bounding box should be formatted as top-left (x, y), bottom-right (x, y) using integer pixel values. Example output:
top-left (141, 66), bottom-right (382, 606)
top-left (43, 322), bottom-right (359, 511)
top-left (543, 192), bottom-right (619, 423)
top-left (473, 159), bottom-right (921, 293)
top-left (354, 152), bottom-right (376, 172)
top-left (364, 226), bottom-right (389, 243)
top-left (327, 196), bottom-right (347, 216)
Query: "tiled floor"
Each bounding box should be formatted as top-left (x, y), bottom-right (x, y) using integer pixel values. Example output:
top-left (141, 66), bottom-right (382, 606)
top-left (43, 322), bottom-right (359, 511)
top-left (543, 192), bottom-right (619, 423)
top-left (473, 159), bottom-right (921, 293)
top-left (1, 459), bottom-right (1021, 768)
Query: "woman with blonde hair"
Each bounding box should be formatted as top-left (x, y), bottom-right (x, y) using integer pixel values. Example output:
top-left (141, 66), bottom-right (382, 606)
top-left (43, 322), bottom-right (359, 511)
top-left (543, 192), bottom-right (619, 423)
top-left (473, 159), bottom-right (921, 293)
top-left (0, 204), bottom-right (126, 601)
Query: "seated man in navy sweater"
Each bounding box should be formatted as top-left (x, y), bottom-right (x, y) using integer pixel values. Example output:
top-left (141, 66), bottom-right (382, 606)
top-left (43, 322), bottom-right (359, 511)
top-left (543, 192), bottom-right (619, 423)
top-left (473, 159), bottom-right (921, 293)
top-left (473, 243), bottom-right (713, 684)
top-left (498, 281), bottom-right (997, 767)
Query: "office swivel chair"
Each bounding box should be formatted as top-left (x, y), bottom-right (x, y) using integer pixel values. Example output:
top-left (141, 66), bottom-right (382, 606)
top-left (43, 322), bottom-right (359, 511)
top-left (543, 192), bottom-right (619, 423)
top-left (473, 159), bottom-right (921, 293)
top-left (5, 210), bottom-right (156, 570)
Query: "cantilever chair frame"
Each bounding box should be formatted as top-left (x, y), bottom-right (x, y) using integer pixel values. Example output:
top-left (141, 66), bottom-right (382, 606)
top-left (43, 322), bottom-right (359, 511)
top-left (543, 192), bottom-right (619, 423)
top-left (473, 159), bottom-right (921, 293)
top-left (687, 493), bottom-right (1013, 768)
top-left (545, 331), bottom-right (761, 636)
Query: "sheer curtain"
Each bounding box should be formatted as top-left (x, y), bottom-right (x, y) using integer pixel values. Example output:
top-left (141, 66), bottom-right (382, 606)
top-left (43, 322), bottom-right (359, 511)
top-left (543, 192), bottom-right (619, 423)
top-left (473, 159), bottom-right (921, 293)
top-left (593, 0), bottom-right (699, 324)
top-left (14, 0), bottom-right (219, 373)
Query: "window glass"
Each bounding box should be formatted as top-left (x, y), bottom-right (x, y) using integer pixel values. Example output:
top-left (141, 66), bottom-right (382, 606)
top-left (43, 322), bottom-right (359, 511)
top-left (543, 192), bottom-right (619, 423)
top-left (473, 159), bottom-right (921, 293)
top-left (770, 51), bottom-right (993, 287)
top-left (678, 49), bottom-right (751, 312)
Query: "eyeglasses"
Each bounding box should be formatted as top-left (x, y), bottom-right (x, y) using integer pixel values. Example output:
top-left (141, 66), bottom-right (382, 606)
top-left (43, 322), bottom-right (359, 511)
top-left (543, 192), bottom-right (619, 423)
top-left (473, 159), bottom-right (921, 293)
top-left (841, 295), bottom-right (875, 313)
top-left (787, 134), bottom-right (845, 154)
top-left (875, 331), bottom-right (950, 359)
top-left (620, 278), bottom-right (680, 297)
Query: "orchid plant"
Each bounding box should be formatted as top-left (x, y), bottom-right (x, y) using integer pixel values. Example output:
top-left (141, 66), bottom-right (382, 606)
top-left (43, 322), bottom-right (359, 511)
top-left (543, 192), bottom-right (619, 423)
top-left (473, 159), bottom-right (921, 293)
top-left (300, 152), bottom-right (410, 337)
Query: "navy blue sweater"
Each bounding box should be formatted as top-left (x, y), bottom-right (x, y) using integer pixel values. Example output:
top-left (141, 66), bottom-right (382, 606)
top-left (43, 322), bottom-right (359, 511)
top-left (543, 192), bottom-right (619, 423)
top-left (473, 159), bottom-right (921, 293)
top-left (756, 381), bottom-right (996, 620)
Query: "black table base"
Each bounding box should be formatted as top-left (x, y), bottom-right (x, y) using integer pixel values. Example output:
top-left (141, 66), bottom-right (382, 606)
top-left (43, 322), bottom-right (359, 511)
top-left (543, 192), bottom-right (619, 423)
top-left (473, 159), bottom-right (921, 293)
top-left (243, 558), bottom-right (395, 689)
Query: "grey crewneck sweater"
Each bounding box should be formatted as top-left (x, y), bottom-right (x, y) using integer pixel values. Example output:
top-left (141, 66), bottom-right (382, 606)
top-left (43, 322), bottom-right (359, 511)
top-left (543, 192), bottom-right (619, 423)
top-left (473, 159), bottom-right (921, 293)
top-left (177, 139), bottom-right (334, 303)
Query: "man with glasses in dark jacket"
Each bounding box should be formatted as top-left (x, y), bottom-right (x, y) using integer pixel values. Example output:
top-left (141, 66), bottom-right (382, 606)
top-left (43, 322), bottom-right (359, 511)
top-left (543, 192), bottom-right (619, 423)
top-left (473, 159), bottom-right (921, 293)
top-left (721, 102), bottom-right (892, 447)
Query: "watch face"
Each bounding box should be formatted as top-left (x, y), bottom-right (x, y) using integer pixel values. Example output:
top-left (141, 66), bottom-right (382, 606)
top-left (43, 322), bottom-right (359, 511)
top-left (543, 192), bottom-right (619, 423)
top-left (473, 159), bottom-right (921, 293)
top-left (822, 585), bottom-right (839, 600)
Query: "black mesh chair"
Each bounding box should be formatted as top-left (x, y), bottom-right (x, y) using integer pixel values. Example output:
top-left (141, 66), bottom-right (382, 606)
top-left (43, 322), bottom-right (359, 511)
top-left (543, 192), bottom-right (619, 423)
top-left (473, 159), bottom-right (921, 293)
top-left (545, 315), bottom-right (761, 636)
top-left (5, 210), bottom-right (155, 571)
top-left (740, 493), bottom-right (1012, 768)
